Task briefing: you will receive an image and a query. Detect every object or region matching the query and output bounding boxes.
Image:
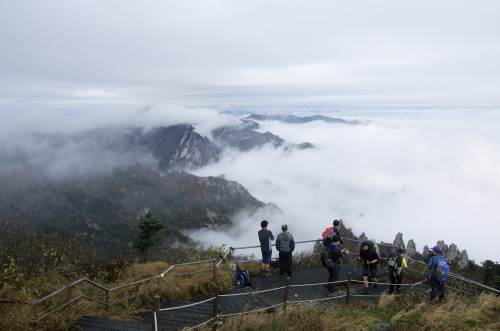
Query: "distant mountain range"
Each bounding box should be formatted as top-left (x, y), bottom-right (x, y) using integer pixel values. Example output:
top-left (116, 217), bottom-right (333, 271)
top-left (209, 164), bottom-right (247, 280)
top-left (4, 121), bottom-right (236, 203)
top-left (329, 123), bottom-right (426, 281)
top-left (246, 114), bottom-right (360, 125)
top-left (0, 113), bottom-right (350, 256)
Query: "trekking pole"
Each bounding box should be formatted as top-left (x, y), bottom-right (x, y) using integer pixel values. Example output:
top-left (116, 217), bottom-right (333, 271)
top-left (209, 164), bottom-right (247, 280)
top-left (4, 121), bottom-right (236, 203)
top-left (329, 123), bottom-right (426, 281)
top-left (219, 253), bottom-right (237, 286)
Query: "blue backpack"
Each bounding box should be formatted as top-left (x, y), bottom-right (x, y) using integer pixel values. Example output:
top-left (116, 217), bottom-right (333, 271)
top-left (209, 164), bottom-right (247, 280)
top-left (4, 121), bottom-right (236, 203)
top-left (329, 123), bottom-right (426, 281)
top-left (234, 265), bottom-right (252, 288)
top-left (432, 256), bottom-right (449, 281)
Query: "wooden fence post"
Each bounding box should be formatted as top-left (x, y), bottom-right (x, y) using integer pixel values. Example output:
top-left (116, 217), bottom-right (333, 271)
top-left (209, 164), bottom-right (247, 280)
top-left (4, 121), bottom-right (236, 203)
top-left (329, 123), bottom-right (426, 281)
top-left (106, 291), bottom-right (110, 314)
top-left (283, 277), bottom-right (291, 308)
top-left (152, 295), bottom-right (160, 331)
top-left (212, 285), bottom-right (219, 331)
top-left (346, 272), bottom-right (351, 305)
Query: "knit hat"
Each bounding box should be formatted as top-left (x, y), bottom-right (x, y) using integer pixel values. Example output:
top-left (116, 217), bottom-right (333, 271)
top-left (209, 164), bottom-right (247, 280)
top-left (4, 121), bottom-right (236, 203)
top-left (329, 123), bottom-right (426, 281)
top-left (432, 245), bottom-right (442, 253)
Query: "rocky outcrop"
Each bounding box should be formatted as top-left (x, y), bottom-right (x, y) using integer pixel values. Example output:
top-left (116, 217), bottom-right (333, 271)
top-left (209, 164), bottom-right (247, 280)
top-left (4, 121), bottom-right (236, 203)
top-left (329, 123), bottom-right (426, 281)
top-left (359, 232), bottom-right (368, 243)
top-left (212, 120), bottom-right (285, 151)
top-left (393, 233), bottom-right (406, 250)
top-left (135, 125), bottom-right (222, 170)
top-left (458, 250), bottom-right (469, 268)
top-left (406, 240), bottom-right (417, 256)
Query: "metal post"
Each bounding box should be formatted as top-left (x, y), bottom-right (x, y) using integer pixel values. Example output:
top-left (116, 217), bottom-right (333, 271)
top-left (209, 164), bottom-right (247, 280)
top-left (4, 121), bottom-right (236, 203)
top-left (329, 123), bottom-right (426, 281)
top-left (106, 291), bottom-right (110, 314)
top-left (152, 295), bottom-right (160, 331)
top-left (212, 285), bottom-right (219, 331)
top-left (346, 272), bottom-right (351, 305)
top-left (283, 277), bottom-right (291, 308)
top-left (213, 260), bottom-right (217, 285)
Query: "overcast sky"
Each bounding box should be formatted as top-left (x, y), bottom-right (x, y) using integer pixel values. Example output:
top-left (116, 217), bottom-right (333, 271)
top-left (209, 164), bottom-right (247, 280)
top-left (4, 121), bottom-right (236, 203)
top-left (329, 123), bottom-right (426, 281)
top-left (1, 0), bottom-right (500, 114)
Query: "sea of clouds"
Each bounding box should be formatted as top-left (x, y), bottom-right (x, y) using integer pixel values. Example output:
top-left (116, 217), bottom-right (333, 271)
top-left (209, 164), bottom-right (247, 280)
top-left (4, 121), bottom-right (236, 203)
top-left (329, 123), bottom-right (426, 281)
top-left (1, 106), bottom-right (498, 262)
top-left (190, 108), bottom-right (500, 263)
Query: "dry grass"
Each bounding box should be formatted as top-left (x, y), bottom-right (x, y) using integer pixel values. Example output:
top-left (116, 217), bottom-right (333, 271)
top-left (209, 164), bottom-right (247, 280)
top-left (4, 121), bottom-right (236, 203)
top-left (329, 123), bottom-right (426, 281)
top-left (197, 292), bottom-right (500, 331)
top-left (391, 292), bottom-right (500, 330)
top-left (0, 260), bottom-right (238, 330)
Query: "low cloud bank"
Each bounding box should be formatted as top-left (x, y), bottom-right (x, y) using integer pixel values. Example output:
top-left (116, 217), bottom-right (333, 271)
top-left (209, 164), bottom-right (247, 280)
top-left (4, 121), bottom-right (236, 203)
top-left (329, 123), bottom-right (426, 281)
top-left (192, 109), bottom-right (500, 262)
top-left (0, 105), bottom-right (236, 178)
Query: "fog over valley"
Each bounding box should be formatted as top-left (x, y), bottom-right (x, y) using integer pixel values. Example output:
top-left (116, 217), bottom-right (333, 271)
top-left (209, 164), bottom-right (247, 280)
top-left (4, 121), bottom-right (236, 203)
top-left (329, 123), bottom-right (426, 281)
top-left (0, 106), bottom-right (499, 262)
top-left (191, 109), bottom-right (500, 262)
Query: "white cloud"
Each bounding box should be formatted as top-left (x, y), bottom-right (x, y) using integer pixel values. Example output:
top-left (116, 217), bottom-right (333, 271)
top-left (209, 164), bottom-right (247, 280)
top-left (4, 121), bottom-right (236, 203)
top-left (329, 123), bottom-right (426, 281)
top-left (192, 109), bottom-right (500, 262)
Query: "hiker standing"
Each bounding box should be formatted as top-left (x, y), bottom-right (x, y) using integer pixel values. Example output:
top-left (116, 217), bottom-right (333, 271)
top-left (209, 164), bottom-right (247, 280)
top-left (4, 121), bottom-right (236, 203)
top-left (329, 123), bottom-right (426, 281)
top-left (427, 245), bottom-right (449, 302)
top-left (354, 241), bottom-right (379, 294)
top-left (325, 235), bottom-right (349, 296)
top-left (276, 224), bottom-right (295, 279)
top-left (321, 219), bottom-right (344, 244)
top-left (258, 220), bottom-right (274, 277)
top-left (388, 248), bottom-right (407, 294)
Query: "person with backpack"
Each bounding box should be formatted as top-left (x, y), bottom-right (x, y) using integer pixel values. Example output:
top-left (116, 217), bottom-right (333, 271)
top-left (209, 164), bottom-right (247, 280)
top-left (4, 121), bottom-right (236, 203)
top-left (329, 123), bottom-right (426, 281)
top-left (276, 224), bottom-right (295, 279)
top-left (258, 220), bottom-right (274, 277)
top-left (325, 235), bottom-right (349, 296)
top-left (355, 241), bottom-right (379, 294)
top-left (321, 219), bottom-right (344, 244)
top-left (427, 245), bottom-right (449, 302)
top-left (388, 248), bottom-right (407, 294)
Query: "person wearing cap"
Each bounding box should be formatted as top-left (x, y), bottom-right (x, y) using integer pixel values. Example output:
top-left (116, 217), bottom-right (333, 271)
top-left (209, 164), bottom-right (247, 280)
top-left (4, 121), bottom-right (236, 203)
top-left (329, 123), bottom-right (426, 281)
top-left (388, 248), bottom-right (407, 294)
top-left (258, 220), bottom-right (274, 277)
top-left (325, 235), bottom-right (349, 296)
top-left (332, 219), bottom-right (344, 244)
top-left (427, 245), bottom-right (447, 302)
top-left (354, 241), bottom-right (379, 294)
top-left (275, 224), bottom-right (295, 279)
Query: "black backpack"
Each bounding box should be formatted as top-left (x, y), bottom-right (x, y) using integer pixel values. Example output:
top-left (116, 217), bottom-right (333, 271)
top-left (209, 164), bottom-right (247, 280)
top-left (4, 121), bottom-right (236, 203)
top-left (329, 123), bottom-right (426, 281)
top-left (320, 244), bottom-right (335, 268)
top-left (387, 252), bottom-right (403, 276)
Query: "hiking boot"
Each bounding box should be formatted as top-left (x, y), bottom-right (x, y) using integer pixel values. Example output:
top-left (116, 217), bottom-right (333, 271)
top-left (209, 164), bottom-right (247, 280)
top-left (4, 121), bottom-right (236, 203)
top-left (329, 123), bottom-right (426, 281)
top-left (363, 288), bottom-right (369, 295)
top-left (264, 271), bottom-right (271, 277)
top-left (261, 270), bottom-right (266, 276)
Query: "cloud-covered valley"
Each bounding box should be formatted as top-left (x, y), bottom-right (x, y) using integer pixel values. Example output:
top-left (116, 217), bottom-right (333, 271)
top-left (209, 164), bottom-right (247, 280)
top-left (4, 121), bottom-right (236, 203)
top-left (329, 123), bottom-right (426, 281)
top-left (191, 109), bottom-right (500, 262)
top-left (1, 106), bottom-right (498, 262)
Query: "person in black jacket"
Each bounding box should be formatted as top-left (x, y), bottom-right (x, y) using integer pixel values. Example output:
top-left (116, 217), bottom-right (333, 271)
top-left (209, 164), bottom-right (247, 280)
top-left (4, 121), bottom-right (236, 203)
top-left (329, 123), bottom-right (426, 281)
top-left (325, 235), bottom-right (349, 296)
top-left (354, 241), bottom-right (379, 294)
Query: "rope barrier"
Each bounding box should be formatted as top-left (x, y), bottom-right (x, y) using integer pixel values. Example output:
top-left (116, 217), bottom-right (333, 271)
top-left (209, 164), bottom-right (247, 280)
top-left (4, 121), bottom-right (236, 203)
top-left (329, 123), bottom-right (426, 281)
top-left (349, 279), bottom-right (423, 287)
top-left (288, 295), bottom-right (348, 304)
top-left (219, 285), bottom-right (288, 297)
top-left (186, 317), bottom-right (215, 330)
top-left (289, 280), bottom-right (344, 288)
top-left (218, 302), bottom-right (284, 318)
top-left (158, 297), bottom-right (215, 312)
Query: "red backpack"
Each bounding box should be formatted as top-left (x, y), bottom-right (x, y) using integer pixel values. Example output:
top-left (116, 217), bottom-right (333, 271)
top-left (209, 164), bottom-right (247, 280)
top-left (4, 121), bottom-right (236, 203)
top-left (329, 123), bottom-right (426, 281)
top-left (322, 227), bottom-right (334, 239)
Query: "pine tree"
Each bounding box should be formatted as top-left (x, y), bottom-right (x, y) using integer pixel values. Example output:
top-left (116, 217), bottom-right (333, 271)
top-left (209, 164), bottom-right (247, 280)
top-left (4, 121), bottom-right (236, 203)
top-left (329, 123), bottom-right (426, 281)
top-left (133, 212), bottom-right (164, 261)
